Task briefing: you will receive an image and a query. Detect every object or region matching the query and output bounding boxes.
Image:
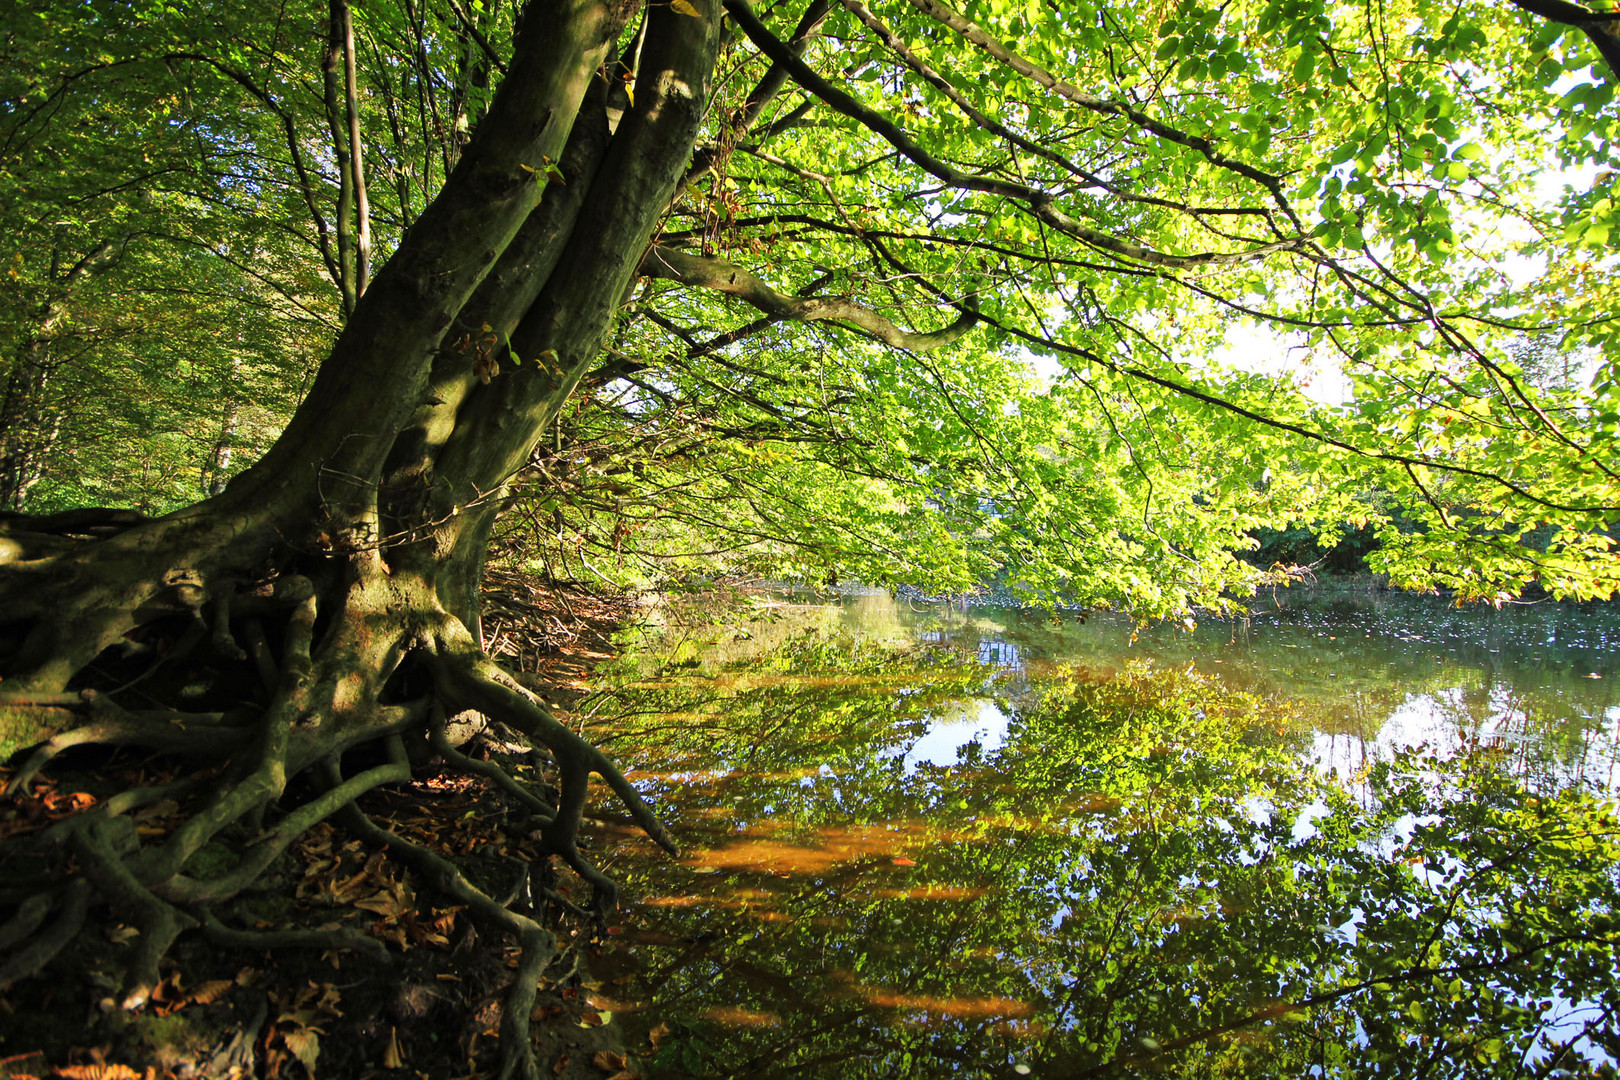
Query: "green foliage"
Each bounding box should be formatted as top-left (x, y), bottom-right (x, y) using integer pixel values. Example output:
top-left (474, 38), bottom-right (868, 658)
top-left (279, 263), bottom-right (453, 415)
top-left (510, 0), bottom-right (1620, 609)
top-left (592, 615), bottom-right (1620, 1078)
top-left (0, 0), bottom-right (511, 511)
top-left (1243, 522), bottom-right (1382, 572)
top-left (4, 0), bottom-right (1620, 606)
top-left (515, 334), bottom-right (1345, 615)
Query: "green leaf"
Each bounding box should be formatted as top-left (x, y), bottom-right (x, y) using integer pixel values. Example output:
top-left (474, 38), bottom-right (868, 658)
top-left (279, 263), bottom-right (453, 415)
top-left (1291, 50), bottom-right (1316, 84)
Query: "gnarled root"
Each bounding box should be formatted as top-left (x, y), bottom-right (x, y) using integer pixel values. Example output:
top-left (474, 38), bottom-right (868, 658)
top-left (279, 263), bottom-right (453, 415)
top-left (0, 879), bottom-right (89, 989)
top-left (431, 627), bottom-right (679, 904)
top-left (0, 551), bottom-right (674, 1077)
top-left (333, 754), bottom-right (560, 1080)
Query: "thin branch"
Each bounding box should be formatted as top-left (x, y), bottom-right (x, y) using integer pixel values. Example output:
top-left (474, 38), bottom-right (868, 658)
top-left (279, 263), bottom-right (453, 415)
top-left (978, 309), bottom-right (1619, 514)
top-left (444, 0), bottom-right (509, 75)
top-left (723, 0), bottom-right (1307, 269)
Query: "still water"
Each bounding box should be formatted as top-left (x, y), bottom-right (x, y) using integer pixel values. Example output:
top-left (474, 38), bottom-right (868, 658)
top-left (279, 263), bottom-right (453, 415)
top-left (578, 588), bottom-right (1620, 1078)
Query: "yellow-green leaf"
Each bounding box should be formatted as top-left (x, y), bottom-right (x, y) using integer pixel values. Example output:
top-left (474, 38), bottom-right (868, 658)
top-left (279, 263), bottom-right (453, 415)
top-left (282, 1028), bottom-right (320, 1074)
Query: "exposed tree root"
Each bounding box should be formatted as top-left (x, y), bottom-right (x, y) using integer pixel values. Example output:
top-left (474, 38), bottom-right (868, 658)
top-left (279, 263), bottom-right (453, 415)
top-left (434, 636), bottom-right (680, 860)
top-left (0, 890), bottom-right (54, 952)
top-left (335, 782), bottom-right (562, 1080)
top-left (67, 812), bottom-right (199, 1007)
top-left (3, 705), bottom-right (251, 795)
top-left (0, 879), bottom-right (88, 988)
top-left (0, 527), bottom-right (678, 1076)
top-left (428, 704), bottom-right (558, 823)
top-left (197, 906), bottom-right (392, 961)
top-left (2, 7), bottom-right (720, 1069)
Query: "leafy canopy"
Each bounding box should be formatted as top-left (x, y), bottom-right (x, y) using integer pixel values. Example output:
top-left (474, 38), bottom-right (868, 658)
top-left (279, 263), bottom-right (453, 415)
top-left (3, 0), bottom-right (1619, 611)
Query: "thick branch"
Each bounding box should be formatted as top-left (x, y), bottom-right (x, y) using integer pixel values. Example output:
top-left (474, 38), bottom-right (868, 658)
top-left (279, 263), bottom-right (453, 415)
top-left (840, 0), bottom-right (1090, 184)
top-left (426, 0), bottom-right (723, 569)
top-left (1508, 0), bottom-right (1620, 76)
top-left (683, 0), bottom-right (832, 190)
top-left (642, 245), bottom-right (978, 350)
top-left (221, 0), bottom-right (623, 526)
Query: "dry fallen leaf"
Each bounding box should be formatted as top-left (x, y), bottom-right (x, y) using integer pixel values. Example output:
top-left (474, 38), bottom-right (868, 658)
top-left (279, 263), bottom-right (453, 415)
top-left (104, 925), bottom-right (139, 946)
top-left (403, 913), bottom-right (449, 948)
top-left (280, 1029), bottom-right (319, 1076)
top-left (187, 980), bottom-right (235, 1006)
top-left (51, 1066), bottom-right (141, 1080)
top-left (353, 874), bottom-right (416, 919)
top-left (382, 1027), bottom-right (404, 1069)
top-left (149, 974), bottom-right (182, 1003)
top-left (371, 924), bottom-right (409, 950)
top-left (591, 1050), bottom-right (627, 1072)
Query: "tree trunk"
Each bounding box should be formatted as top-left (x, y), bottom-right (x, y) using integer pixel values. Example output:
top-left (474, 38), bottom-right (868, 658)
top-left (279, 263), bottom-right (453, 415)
top-left (0, 240), bottom-right (121, 510)
top-left (0, 4), bottom-right (721, 1076)
top-left (0, 335), bottom-right (59, 511)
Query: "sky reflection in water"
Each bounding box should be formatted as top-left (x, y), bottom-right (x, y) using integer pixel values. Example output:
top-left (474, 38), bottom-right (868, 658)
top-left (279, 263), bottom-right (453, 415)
top-left (581, 589), bottom-right (1620, 1078)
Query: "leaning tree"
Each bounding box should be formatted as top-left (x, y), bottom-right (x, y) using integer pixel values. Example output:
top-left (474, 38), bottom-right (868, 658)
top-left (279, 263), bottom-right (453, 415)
top-left (2, 0), bottom-right (1618, 1075)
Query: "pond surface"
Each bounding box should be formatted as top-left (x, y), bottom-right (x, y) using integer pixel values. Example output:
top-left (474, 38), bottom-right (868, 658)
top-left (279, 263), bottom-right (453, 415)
top-left (578, 588), bottom-right (1620, 1078)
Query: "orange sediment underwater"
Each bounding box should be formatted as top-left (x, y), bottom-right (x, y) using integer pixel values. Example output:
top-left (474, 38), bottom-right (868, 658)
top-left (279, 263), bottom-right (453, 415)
top-left (699, 1005), bottom-right (782, 1027)
top-left (857, 988), bottom-right (1035, 1019)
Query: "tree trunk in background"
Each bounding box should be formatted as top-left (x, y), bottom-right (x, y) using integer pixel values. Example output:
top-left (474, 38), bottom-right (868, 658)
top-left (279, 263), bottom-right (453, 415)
top-left (203, 355), bottom-right (241, 497)
top-left (0, 335), bottom-right (58, 510)
top-left (0, 241), bottom-right (119, 510)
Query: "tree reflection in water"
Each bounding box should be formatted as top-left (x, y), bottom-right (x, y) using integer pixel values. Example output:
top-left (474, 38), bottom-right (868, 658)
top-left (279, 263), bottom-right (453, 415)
top-left (579, 597), bottom-right (1620, 1078)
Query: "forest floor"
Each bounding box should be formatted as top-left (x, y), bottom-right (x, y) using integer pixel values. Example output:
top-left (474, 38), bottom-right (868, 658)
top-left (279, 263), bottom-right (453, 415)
top-left (0, 582), bottom-right (670, 1080)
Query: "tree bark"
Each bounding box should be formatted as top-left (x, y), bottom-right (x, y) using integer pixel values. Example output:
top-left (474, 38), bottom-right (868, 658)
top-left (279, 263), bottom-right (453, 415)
top-left (202, 355), bottom-right (241, 497)
top-left (0, 5), bottom-right (722, 1075)
top-left (0, 337), bottom-right (59, 511)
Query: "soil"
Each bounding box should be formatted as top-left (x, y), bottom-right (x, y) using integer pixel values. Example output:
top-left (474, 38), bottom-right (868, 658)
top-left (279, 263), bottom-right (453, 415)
top-left (0, 582), bottom-right (666, 1080)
